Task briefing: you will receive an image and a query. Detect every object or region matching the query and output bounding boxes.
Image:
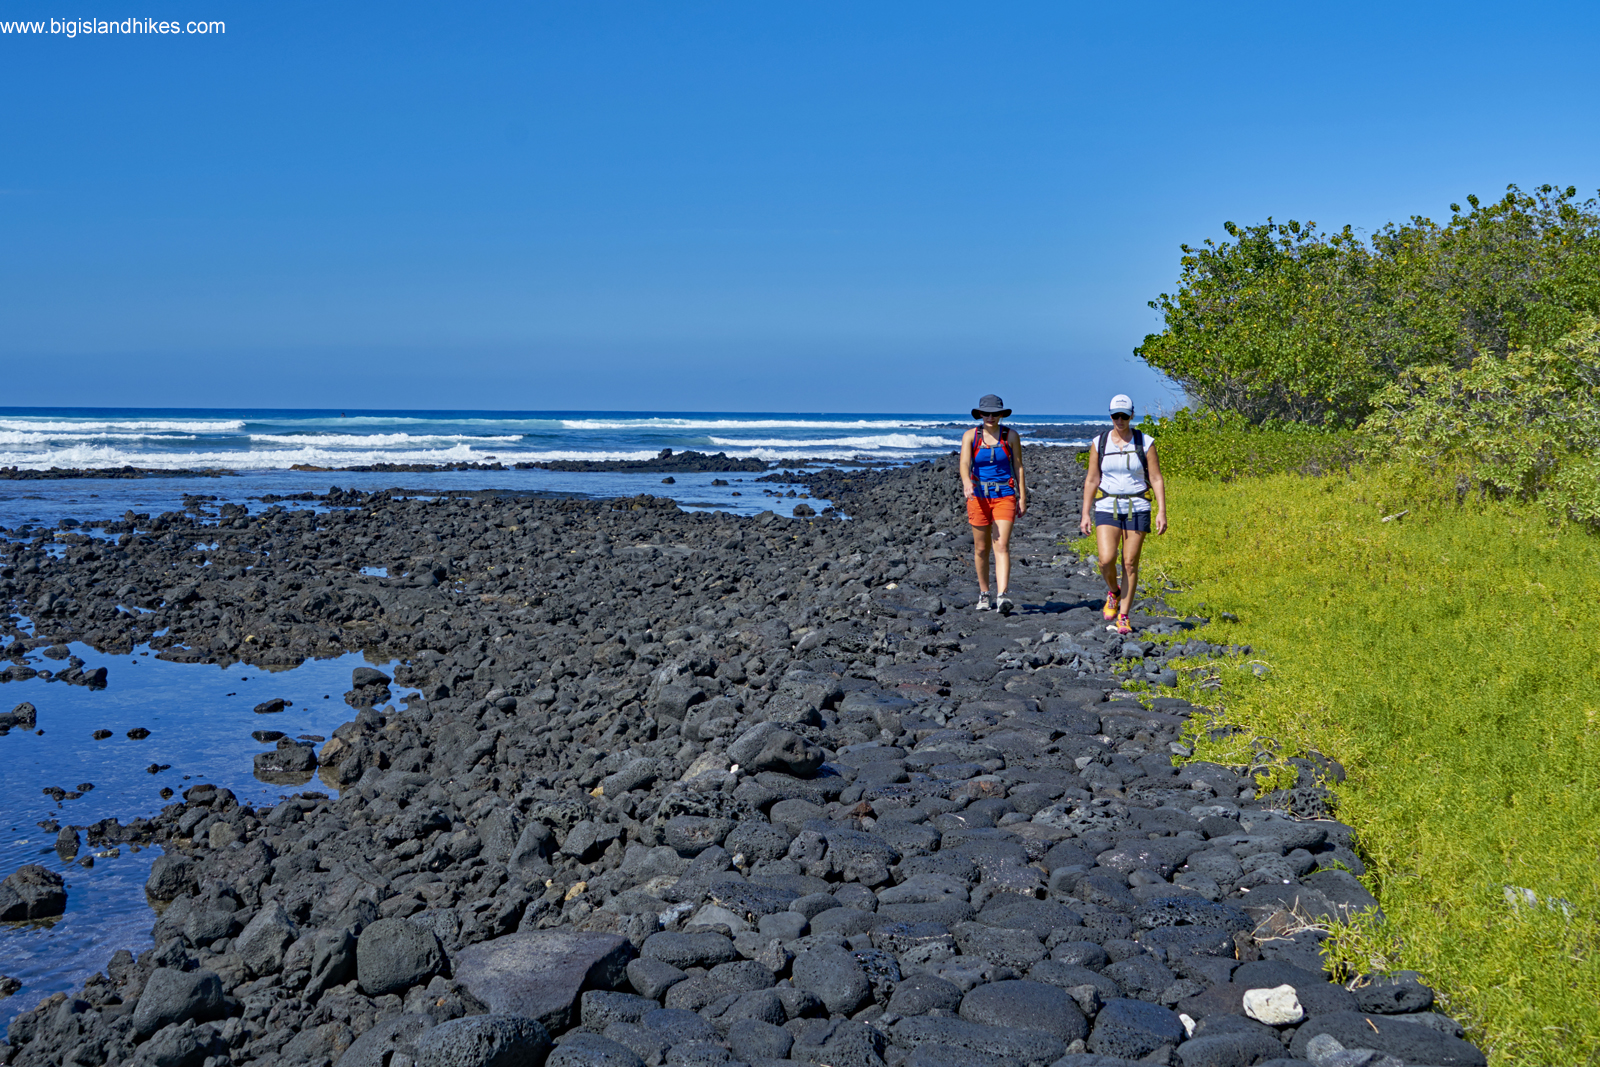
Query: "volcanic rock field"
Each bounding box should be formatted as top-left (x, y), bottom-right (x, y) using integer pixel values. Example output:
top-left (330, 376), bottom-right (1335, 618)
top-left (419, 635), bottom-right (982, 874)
top-left (0, 448), bottom-right (1487, 1067)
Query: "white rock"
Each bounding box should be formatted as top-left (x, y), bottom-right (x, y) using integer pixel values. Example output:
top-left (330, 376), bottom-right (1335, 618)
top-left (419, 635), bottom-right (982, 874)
top-left (1179, 1012), bottom-right (1197, 1037)
top-left (1242, 983), bottom-right (1304, 1025)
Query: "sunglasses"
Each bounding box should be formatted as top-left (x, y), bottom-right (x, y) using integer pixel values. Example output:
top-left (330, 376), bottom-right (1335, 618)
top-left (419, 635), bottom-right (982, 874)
top-left (1111, 412), bottom-right (1132, 419)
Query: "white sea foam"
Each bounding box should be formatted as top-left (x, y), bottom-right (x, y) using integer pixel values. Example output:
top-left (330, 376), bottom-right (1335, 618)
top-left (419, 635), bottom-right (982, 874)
top-left (0, 419), bottom-right (246, 434)
top-left (247, 433), bottom-right (525, 447)
top-left (0, 445), bottom-right (676, 470)
top-left (0, 444), bottom-right (491, 470)
top-left (706, 434), bottom-right (956, 449)
top-left (0, 432), bottom-right (200, 445)
top-left (514, 451), bottom-right (682, 462)
top-left (559, 418), bottom-right (951, 431)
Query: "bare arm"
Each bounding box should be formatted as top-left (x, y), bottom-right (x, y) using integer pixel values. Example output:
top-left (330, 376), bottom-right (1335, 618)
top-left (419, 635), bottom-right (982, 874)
top-left (1008, 427), bottom-right (1026, 515)
top-left (1147, 443), bottom-right (1167, 534)
top-left (1079, 443), bottom-right (1100, 536)
top-left (959, 429), bottom-right (976, 498)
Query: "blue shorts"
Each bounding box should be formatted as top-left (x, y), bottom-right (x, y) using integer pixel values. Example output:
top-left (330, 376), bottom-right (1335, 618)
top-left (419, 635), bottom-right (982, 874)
top-left (1094, 510), bottom-right (1152, 532)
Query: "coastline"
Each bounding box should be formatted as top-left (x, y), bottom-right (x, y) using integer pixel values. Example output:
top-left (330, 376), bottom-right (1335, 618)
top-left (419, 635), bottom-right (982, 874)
top-left (0, 448), bottom-right (1483, 1067)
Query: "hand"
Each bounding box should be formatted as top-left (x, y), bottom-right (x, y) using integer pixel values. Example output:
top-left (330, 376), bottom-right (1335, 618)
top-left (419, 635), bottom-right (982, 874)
top-left (1016, 499), bottom-right (1027, 517)
top-left (1155, 511), bottom-right (1168, 535)
top-left (1079, 514), bottom-right (1092, 536)
top-left (963, 487), bottom-right (976, 500)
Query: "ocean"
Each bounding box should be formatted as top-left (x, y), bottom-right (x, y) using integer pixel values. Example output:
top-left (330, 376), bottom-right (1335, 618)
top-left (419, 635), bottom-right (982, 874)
top-left (0, 408), bottom-right (1103, 526)
top-left (0, 408), bottom-right (1100, 468)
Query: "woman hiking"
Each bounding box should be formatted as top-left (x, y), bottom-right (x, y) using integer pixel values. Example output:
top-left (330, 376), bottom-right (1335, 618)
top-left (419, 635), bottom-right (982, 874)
top-left (1079, 394), bottom-right (1166, 635)
top-left (960, 394), bottom-right (1027, 613)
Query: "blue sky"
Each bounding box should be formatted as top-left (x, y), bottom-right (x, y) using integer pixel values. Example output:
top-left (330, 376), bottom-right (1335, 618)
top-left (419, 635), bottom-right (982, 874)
top-left (4, 2), bottom-right (1600, 414)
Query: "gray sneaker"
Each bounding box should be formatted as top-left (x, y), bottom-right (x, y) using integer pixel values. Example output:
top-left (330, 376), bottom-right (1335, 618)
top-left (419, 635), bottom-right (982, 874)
top-left (975, 592), bottom-right (992, 612)
top-left (997, 591), bottom-right (1015, 615)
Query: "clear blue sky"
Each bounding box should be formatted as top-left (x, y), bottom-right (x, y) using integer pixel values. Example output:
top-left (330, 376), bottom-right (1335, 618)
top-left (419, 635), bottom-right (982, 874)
top-left (4, 2), bottom-right (1600, 414)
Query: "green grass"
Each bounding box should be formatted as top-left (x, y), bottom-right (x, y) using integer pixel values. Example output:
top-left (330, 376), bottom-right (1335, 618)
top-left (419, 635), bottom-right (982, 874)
top-left (1133, 465), bottom-right (1600, 1066)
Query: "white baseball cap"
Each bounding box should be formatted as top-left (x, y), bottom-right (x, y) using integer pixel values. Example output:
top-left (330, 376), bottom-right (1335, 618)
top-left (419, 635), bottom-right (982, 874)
top-left (1108, 394), bottom-right (1135, 417)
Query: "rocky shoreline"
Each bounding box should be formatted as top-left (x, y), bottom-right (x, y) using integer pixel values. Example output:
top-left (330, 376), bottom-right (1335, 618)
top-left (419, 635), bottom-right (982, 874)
top-left (0, 448), bottom-right (1485, 1067)
top-left (0, 467), bottom-right (237, 480)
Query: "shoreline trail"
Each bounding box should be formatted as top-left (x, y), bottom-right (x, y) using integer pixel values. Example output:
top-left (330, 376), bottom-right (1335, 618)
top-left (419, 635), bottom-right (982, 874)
top-left (0, 448), bottom-right (1484, 1067)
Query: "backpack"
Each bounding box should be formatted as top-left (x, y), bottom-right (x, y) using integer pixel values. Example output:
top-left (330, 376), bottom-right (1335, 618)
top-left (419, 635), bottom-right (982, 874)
top-left (1096, 428), bottom-right (1148, 482)
top-left (968, 426), bottom-right (1017, 493)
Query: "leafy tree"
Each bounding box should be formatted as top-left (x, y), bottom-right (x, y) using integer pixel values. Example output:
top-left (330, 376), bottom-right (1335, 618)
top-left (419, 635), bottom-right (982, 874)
top-left (1138, 185), bottom-right (1600, 426)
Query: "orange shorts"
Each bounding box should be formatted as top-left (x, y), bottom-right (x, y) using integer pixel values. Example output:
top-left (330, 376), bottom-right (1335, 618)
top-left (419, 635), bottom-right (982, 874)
top-left (966, 494), bottom-right (1017, 527)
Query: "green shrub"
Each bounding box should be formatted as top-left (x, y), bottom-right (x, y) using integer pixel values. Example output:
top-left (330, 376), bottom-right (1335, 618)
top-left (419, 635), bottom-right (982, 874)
top-left (1365, 316), bottom-right (1600, 529)
top-left (1085, 409), bottom-right (1360, 481)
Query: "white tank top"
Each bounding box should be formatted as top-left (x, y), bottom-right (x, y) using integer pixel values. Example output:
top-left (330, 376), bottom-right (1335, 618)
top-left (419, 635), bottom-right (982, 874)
top-left (1094, 431), bottom-right (1153, 513)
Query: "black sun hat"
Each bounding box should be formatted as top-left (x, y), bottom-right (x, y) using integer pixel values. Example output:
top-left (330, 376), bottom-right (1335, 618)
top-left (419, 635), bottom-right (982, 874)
top-left (972, 394), bottom-right (1012, 418)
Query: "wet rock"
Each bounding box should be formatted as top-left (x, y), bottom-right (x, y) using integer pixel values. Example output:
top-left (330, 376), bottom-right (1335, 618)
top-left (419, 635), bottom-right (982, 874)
top-left (253, 697), bottom-right (288, 714)
top-left (127, 727), bottom-right (151, 739)
top-left (0, 702), bottom-right (37, 731)
top-left (54, 827), bottom-right (80, 861)
top-left (254, 737), bottom-right (318, 780)
top-left (357, 916), bottom-right (445, 996)
top-left (0, 864), bottom-right (67, 920)
top-left (352, 666), bottom-right (392, 687)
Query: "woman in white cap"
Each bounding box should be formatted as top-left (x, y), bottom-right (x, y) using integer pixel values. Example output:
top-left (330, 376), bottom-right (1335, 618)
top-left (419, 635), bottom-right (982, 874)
top-left (961, 394), bottom-right (1027, 613)
top-left (1078, 394), bottom-right (1166, 634)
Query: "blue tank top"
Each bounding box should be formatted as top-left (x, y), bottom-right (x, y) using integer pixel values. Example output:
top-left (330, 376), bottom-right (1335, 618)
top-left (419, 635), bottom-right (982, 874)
top-left (972, 431), bottom-right (1015, 497)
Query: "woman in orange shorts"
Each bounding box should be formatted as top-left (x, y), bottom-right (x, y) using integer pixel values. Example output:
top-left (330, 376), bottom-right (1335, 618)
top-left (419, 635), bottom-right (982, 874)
top-left (960, 394), bottom-right (1027, 613)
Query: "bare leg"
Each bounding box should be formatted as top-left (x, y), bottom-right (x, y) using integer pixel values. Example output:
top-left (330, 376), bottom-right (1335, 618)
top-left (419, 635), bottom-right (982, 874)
top-left (1118, 530), bottom-right (1148, 616)
top-left (971, 523), bottom-right (993, 593)
top-left (991, 519), bottom-right (1015, 594)
top-left (1095, 522), bottom-right (1123, 597)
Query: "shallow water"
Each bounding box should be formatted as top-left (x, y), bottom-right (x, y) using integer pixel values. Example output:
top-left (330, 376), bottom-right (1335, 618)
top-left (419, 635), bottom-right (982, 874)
top-left (0, 637), bottom-right (416, 1024)
top-left (0, 466), bottom-right (829, 533)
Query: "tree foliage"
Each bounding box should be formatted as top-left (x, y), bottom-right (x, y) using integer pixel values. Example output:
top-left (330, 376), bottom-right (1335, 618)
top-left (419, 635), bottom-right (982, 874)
top-left (1137, 184), bottom-right (1600, 426)
top-left (1364, 316), bottom-right (1600, 529)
